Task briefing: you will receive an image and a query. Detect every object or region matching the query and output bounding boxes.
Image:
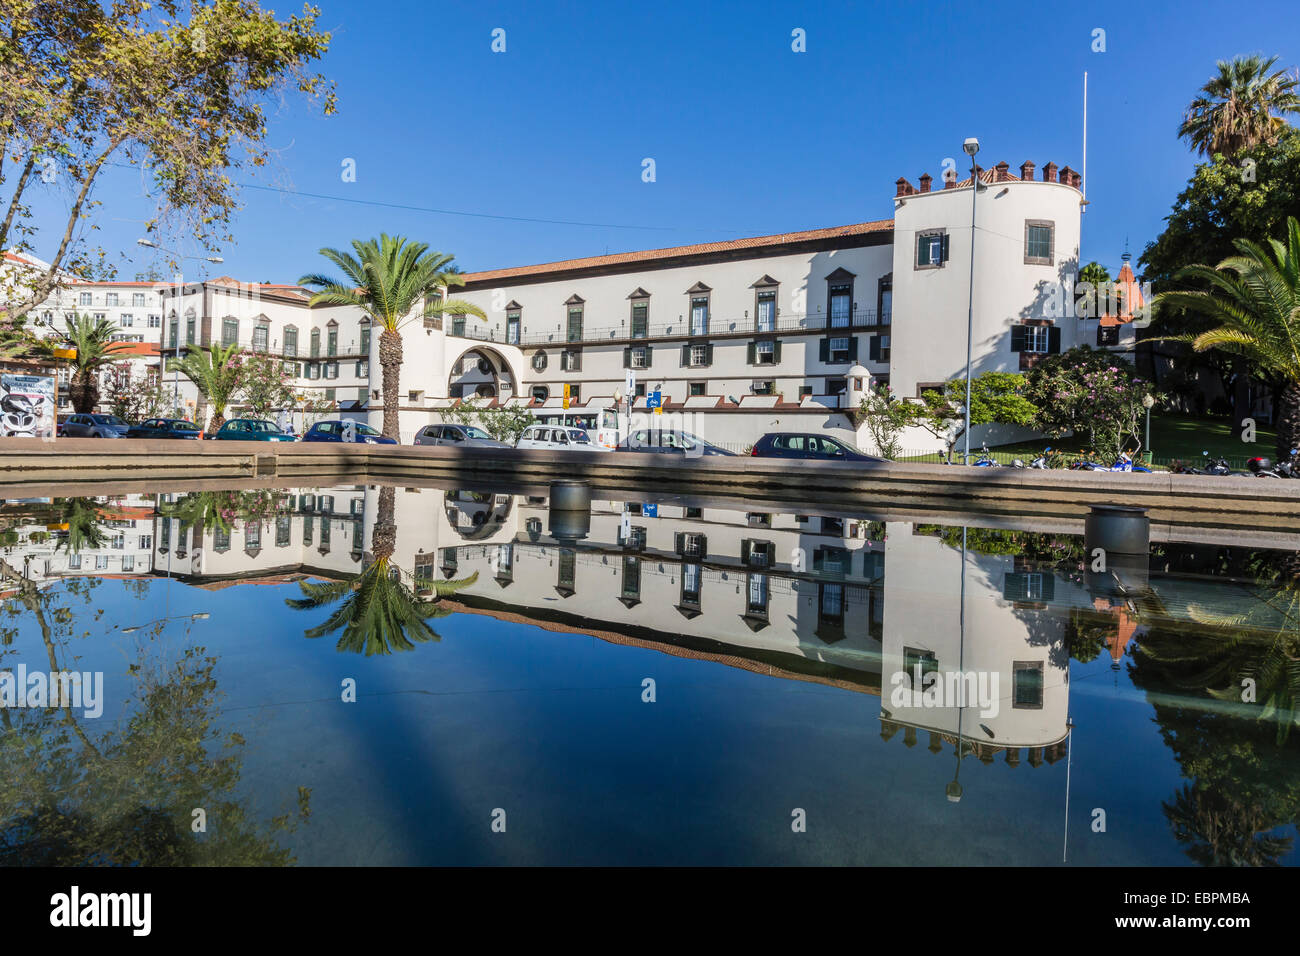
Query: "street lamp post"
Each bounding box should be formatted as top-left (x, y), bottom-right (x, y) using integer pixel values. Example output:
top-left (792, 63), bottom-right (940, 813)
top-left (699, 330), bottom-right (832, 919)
top-left (135, 239), bottom-right (222, 420)
top-left (961, 137), bottom-right (980, 465)
top-left (1143, 393), bottom-right (1156, 462)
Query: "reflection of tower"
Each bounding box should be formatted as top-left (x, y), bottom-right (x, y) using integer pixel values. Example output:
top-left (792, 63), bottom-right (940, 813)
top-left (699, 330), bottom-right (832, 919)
top-left (880, 521), bottom-right (1073, 800)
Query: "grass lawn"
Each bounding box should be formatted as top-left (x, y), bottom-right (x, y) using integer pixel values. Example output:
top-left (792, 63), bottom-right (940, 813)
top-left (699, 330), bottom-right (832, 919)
top-left (900, 412), bottom-right (1276, 469)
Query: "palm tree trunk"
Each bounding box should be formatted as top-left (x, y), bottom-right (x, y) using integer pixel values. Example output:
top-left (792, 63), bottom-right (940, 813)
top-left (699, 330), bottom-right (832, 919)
top-left (69, 370), bottom-right (98, 414)
top-left (1277, 380), bottom-right (1300, 460)
top-left (372, 485), bottom-right (396, 562)
top-left (378, 329), bottom-right (403, 441)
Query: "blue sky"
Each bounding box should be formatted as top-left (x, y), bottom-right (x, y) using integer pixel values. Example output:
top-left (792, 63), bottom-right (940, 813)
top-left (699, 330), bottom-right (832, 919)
top-left (42, 0), bottom-right (1300, 283)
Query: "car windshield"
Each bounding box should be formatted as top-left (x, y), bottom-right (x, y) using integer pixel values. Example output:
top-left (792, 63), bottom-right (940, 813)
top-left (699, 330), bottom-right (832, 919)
top-left (172, 421), bottom-right (199, 432)
top-left (93, 415), bottom-right (126, 425)
top-left (464, 426), bottom-right (492, 440)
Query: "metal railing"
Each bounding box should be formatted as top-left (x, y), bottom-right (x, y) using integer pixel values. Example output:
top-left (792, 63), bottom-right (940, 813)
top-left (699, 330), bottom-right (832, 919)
top-left (440, 309), bottom-right (890, 348)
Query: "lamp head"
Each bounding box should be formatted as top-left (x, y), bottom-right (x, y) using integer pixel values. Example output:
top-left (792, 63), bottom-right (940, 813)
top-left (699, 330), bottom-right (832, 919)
top-left (962, 137), bottom-right (980, 157)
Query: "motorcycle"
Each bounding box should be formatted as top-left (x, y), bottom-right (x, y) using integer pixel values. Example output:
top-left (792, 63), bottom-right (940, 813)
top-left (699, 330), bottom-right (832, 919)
top-left (1109, 453), bottom-right (1152, 473)
top-left (0, 393), bottom-right (40, 436)
top-left (1251, 449), bottom-right (1300, 478)
top-left (1012, 448), bottom-right (1052, 469)
top-left (971, 444), bottom-right (1000, 467)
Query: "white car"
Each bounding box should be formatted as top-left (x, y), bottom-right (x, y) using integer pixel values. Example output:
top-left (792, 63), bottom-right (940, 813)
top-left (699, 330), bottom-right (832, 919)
top-left (515, 425), bottom-right (612, 452)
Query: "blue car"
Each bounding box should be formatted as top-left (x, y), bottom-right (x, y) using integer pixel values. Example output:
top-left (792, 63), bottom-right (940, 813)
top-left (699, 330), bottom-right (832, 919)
top-left (302, 420), bottom-right (396, 445)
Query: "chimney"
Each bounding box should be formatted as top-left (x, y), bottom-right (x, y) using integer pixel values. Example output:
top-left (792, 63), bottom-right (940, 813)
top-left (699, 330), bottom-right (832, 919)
top-left (1060, 165), bottom-right (1077, 188)
top-left (1042, 162), bottom-right (1058, 183)
top-left (918, 173), bottom-right (932, 193)
top-left (943, 168), bottom-right (958, 188)
top-left (994, 160), bottom-right (1010, 182)
top-left (1019, 160), bottom-right (1035, 180)
top-left (895, 177), bottom-right (915, 197)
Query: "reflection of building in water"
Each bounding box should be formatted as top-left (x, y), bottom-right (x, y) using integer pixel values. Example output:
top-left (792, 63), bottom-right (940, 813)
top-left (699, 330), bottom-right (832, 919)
top-left (0, 495), bottom-right (156, 584)
top-left (378, 487), bottom-right (887, 677)
top-left (880, 524), bottom-right (1076, 763)
top-left (148, 487), bottom-right (367, 584)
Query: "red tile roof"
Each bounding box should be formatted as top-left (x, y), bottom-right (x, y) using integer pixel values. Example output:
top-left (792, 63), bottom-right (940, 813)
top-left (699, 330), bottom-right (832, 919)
top-left (457, 219), bottom-right (895, 285)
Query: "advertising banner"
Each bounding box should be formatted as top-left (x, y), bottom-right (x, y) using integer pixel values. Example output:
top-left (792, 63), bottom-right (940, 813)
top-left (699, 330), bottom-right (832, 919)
top-left (0, 374), bottom-right (56, 438)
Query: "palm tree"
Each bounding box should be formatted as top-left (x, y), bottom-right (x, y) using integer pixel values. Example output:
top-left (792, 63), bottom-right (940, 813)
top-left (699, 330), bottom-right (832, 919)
top-left (299, 235), bottom-right (486, 440)
top-left (1179, 55), bottom-right (1300, 158)
top-left (286, 487), bottom-right (478, 654)
top-left (40, 314), bottom-right (132, 412)
top-left (1152, 216), bottom-right (1300, 458)
top-left (169, 342), bottom-right (243, 434)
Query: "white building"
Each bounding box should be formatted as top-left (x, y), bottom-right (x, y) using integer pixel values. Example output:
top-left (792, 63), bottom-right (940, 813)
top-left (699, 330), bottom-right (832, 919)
top-left (5, 153), bottom-right (1098, 449)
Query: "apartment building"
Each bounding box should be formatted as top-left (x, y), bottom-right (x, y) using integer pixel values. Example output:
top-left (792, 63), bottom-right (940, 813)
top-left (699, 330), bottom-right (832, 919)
top-left (160, 278), bottom-right (373, 420)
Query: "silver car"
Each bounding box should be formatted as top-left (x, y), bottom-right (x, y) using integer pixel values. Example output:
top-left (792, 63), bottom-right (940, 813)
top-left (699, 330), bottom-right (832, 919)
top-left (59, 413), bottom-right (131, 438)
top-left (414, 423), bottom-right (512, 449)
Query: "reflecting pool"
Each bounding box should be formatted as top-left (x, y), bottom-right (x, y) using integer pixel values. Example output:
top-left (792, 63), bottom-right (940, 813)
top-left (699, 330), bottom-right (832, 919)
top-left (1, 483), bottom-right (1297, 865)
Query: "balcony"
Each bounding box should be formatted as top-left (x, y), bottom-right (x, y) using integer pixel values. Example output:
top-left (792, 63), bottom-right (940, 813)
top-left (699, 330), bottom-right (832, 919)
top-left (442, 309), bottom-right (890, 348)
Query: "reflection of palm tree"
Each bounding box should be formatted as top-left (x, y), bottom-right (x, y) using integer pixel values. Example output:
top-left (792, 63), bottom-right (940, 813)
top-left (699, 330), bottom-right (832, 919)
top-left (1138, 558), bottom-right (1300, 744)
top-left (287, 487), bottom-right (477, 654)
top-left (1164, 783), bottom-right (1292, 866)
top-left (53, 498), bottom-right (107, 555)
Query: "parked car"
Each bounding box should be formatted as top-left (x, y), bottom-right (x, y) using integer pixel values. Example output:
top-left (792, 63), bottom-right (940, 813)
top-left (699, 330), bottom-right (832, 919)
top-left (516, 425), bottom-right (611, 452)
top-left (414, 423), bottom-right (512, 449)
top-left (123, 418), bottom-right (202, 440)
top-left (213, 418), bottom-right (297, 442)
top-left (615, 428), bottom-right (736, 456)
top-left (301, 420), bottom-right (397, 445)
top-left (58, 413), bottom-right (130, 438)
top-left (750, 432), bottom-right (882, 462)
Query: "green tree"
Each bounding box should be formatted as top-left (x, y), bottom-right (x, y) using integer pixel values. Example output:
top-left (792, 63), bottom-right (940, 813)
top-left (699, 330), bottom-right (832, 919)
top-left (105, 371), bottom-right (169, 422)
top-left (1022, 346), bottom-right (1156, 458)
top-left (0, 0), bottom-right (334, 317)
top-left (857, 383), bottom-right (917, 459)
top-left (1140, 129), bottom-right (1300, 422)
top-left (300, 235), bottom-right (486, 440)
top-left (238, 353), bottom-right (296, 418)
top-left (286, 487), bottom-right (477, 654)
top-left (1178, 55), bottom-right (1300, 159)
top-left (912, 372), bottom-right (1038, 462)
top-left (39, 314), bottom-right (131, 412)
top-left (169, 342), bottom-right (243, 434)
top-left (1152, 216), bottom-right (1300, 457)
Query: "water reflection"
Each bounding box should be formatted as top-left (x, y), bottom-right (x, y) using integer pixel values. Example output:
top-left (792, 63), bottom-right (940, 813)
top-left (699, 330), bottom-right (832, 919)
top-left (0, 482), bottom-right (1297, 865)
top-left (285, 487), bottom-right (478, 655)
